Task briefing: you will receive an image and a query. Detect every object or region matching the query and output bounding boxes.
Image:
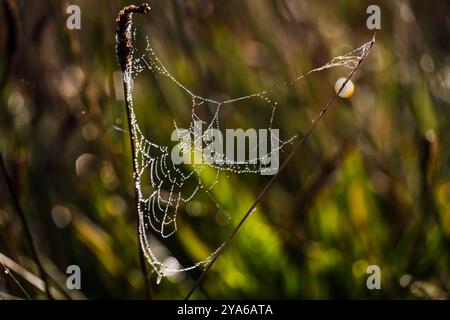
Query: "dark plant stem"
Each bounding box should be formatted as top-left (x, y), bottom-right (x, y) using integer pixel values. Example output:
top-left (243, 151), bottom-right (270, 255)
top-left (0, 153), bottom-right (52, 299)
top-left (185, 33), bottom-right (376, 300)
top-left (116, 3), bottom-right (153, 300)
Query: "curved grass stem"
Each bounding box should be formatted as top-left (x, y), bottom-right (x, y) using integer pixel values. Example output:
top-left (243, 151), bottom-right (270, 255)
top-left (115, 3), bottom-right (153, 300)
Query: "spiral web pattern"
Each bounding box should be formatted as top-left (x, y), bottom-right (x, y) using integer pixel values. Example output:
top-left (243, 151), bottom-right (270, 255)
top-left (123, 31), bottom-right (373, 281)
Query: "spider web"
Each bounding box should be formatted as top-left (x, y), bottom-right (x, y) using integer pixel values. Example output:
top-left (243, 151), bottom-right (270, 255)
top-left (122, 29), bottom-right (373, 282)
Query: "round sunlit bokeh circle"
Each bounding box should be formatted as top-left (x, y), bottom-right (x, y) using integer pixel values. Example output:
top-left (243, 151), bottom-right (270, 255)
top-left (335, 77), bottom-right (355, 98)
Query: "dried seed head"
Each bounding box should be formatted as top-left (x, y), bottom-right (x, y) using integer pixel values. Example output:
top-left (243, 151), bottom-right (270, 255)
top-left (115, 3), bottom-right (151, 72)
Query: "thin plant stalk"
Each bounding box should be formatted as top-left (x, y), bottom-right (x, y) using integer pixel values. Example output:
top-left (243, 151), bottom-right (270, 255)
top-left (115, 3), bottom-right (153, 300)
top-left (185, 33), bottom-right (377, 300)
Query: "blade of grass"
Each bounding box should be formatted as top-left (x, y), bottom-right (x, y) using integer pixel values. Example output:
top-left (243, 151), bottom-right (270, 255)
top-left (0, 252), bottom-right (65, 299)
top-left (0, 259), bottom-right (32, 300)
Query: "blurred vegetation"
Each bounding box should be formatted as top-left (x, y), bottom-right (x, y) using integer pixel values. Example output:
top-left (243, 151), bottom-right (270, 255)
top-left (0, 0), bottom-right (449, 299)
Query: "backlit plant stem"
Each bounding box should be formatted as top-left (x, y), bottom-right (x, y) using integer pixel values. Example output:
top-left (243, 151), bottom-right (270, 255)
top-left (185, 33), bottom-right (377, 300)
top-left (116, 3), bottom-right (153, 300)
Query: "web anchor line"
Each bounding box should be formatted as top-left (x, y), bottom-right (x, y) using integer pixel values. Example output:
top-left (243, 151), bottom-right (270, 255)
top-left (184, 33), bottom-right (376, 299)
